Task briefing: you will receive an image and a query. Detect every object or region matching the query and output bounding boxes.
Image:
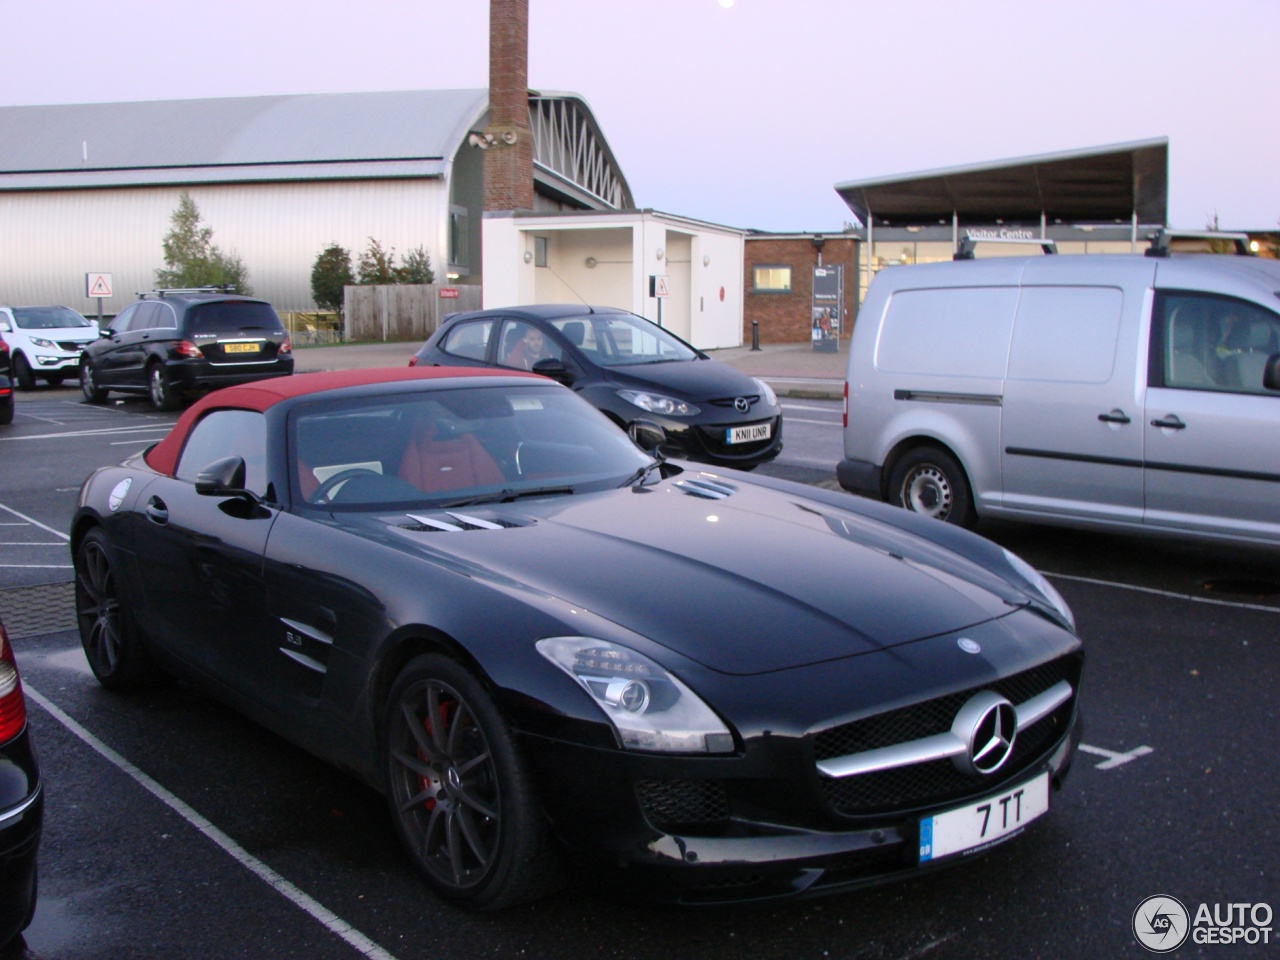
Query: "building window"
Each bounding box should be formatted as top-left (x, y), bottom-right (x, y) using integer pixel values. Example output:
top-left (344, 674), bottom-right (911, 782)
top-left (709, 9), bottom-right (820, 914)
top-left (753, 265), bottom-right (792, 292)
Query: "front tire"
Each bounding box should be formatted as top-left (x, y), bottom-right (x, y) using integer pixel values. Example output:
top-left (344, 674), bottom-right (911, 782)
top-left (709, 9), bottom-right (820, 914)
top-left (12, 353), bottom-right (35, 390)
top-left (74, 528), bottom-right (160, 690)
top-left (147, 363), bottom-right (180, 411)
top-left (887, 446), bottom-right (974, 527)
top-left (384, 654), bottom-right (559, 910)
top-left (80, 362), bottom-right (107, 403)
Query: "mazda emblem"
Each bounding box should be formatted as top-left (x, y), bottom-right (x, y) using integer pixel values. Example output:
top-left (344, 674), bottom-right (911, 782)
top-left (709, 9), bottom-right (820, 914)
top-left (734, 397), bottom-right (750, 414)
top-left (950, 691), bottom-right (1018, 775)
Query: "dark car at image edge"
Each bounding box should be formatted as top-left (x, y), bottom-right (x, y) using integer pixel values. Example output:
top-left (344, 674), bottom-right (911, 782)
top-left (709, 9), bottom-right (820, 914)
top-left (411, 304), bottom-right (783, 468)
top-left (70, 367), bottom-right (1081, 909)
top-left (0, 338), bottom-right (13, 426)
top-left (0, 617), bottom-right (42, 947)
top-left (80, 286), bottom-right (293, 411)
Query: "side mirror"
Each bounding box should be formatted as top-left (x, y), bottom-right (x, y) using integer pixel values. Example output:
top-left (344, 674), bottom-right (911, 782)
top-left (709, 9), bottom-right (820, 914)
top-left (195, 456), bottom-right (250, 497)
top-left (531, 357), bottom-right (574, 384)
top-left (1265, 354), bottom-right (1280, 392)
top-left (628, 420), bottom-right (668, 453)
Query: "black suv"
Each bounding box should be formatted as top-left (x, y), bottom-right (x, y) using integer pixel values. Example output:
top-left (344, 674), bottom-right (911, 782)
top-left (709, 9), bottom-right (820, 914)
top-left (81, 288), bottom-right (293, 411)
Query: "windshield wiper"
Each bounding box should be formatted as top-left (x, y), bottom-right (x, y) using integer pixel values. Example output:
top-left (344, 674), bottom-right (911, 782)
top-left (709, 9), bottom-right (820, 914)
top-left (619, 460), bottom-right (662, 488)
top-left (441, 485), bottom-right (575, 508)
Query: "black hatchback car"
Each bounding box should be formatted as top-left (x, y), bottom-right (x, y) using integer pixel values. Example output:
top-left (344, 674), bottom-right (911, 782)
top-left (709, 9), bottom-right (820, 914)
top-left (81, 287), bottom-right (293, 411)
top-left (411, 305), bottom-right (783, 468)
top-left (1, 617), bottom-right (41, 947)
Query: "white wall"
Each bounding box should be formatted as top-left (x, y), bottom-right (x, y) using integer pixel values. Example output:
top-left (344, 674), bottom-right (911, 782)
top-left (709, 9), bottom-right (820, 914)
top-left (0, 180), bottom-right (450, 315)
top-left (481, 211), bottom-right (744, 350)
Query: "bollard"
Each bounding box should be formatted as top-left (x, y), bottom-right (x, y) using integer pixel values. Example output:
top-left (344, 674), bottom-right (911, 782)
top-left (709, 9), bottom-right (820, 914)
top-left (751, 319), bottom-right (761, 351)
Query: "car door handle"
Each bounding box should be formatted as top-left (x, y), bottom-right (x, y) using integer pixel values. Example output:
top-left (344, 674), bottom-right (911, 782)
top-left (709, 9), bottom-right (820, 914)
top-left (145, 496), bottom-right (169, 524)
top-left (1097, 410), bottom-right (1131, 425)
top-left (1150, 415), bottom-right (1187, 430)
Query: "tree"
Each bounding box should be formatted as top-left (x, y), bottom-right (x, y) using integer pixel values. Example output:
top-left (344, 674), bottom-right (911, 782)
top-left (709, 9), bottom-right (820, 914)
top-left (311, 243), bottom-right (355, 313)
top-left (395, 245), bottom-right (435, 285)
top-left (356, 238), bottom-right (397, 285)
top-left (155, 192), bottom-right (252, 293)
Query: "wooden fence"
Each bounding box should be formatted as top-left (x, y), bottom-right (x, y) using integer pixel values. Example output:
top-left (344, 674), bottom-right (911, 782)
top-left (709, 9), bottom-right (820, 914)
top-left (343, 284), bottom-right (483, 342)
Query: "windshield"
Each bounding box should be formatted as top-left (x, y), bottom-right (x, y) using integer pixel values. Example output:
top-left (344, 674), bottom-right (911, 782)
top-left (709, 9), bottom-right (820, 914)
top-left (291, 383), bottom-right (652, 510)
top-left (12, 306), bottom-right (93, 330)
top-left (556, 313), bottom-right (698, 367)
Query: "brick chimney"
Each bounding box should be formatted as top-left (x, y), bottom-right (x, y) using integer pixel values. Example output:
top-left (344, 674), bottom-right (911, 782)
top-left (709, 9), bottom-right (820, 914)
top-left (484, 0), bottom-right (534, 212)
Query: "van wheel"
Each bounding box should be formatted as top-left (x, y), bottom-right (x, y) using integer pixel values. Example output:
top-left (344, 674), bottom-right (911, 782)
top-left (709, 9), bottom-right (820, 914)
top-left (888, 447), bottom-right (974, 527)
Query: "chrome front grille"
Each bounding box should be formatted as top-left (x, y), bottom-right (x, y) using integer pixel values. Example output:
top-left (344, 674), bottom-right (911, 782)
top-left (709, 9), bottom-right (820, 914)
top-left (811, 655), bottom-right (1082, 817)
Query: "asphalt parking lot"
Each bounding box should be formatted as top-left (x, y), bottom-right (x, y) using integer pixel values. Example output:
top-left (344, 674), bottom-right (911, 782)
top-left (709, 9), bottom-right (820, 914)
top-left (1, 380), bottom-right (1277, 959)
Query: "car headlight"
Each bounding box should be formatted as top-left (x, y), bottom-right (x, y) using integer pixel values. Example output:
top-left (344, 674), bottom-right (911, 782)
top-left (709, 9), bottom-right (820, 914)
top-left (536, 637), bottom-right (734, 754)
top-left (753, 377), bottom-right (778, 407)
top-left (617, 390), bottom-right (700, 417)
top-left (1002, 548), bottom-right (1075, 631)
top-left (30, 337), bottom-right (56, 349)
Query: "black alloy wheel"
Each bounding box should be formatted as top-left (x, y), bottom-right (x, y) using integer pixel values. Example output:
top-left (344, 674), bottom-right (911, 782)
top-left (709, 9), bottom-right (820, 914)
top-left (148, 363), bottom-right (180, 411)
top-left (74, 528), bottom-right (159, 690)
top-left (80, 362), bottom-right (107, 403)
top-left (384, 655), bottom-right (559, 909)
top-left (888, 446), bottom-right (975, 527)
top-left (12, 353), bottom-right (35, 391)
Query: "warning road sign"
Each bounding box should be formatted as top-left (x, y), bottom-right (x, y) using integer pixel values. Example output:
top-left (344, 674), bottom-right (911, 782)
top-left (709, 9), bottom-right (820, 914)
top-left (649, 275), bottom-right (670, 298)
top-left (86, 272), bottom-right (114, 298)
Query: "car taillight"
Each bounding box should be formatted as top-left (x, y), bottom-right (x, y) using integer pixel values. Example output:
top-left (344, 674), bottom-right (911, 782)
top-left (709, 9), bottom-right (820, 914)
top-left (0, 622), bottom-right (27, 745)
top-left (175, 340), bottom-right (203, 359)
top-left (408, 355), bottom-right (419, 367)
top-left (843, 381), bottom-right (849, 429)
top-left (279, 337), bottom-right (292, 355)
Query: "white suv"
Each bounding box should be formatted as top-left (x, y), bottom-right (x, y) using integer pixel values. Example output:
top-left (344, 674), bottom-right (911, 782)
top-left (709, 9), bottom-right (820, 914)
top-left (0, 306), bottom-right (99, 389)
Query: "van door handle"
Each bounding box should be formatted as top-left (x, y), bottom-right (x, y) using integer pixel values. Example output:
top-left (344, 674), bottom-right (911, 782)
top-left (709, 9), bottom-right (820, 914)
top-left (1150, 415), bottom-right (1187, 431)
top-left (1097, 410), bottom-right (1131, 424)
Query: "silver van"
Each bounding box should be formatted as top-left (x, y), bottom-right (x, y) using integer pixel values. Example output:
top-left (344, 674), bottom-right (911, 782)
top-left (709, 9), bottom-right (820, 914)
top-left (838, 240), bottom-right (1280, 546)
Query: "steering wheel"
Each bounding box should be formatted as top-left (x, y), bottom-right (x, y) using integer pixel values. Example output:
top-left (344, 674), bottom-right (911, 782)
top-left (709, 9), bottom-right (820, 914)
top-left (309, 467), bottom-right (383, 504)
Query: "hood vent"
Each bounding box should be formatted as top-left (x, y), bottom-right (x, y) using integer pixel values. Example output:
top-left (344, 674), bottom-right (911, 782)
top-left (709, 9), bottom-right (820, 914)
top-left (675, 477), bottom-right (738, 500)
top-left (400, 511), bottom-right (527, 533)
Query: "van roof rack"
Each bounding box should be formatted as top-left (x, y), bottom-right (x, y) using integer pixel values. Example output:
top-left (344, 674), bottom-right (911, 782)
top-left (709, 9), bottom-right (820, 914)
top-left (1144, 229), bottom-right (1254, 258)
top-left (138, 286), bottom-right (237, 298)
top-left (953, 236), bottom-right (1057, 260)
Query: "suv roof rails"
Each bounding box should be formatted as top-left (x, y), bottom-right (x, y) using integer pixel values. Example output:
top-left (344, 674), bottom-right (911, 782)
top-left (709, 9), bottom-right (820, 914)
top-left (1144, 229), bottom-right (1254, 258)
top-left (138, 286), bottom-right (238, 299)
top-left (953, 236), bottom-right (1057, 260)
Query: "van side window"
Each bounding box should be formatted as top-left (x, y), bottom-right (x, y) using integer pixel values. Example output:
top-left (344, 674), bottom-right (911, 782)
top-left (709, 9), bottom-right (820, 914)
top-left (1152, 292), bottom-right (1280, 395)
top-left (1009, 287), bottom-right (1124, 384)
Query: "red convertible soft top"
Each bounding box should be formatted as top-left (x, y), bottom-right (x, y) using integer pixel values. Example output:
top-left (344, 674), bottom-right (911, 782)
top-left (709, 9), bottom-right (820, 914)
top-left (144, 366), bottom-right (538, 477)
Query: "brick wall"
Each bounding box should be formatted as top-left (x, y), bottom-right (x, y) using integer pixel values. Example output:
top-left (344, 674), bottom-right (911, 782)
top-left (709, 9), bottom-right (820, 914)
top-left (744, 235), bottom-right (860, 344)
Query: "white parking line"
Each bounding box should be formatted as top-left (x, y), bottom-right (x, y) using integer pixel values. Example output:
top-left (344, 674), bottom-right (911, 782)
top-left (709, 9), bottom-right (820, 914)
top-left (785, 417), bottom-right (841, 426)
top-left (1045, 571), bottom-right (1280, 614)
top-left (0, 503), bottom-right (70, 541)
top-left (0, 424), bottom-right (172, 442)
top-left (782, 403), bottom-right (839, 413)
top-left (0, 564), bottom-right (73, 569)
top-left (1078, 743), bottom-right (1154, 770)
top-left (24, 685), bottom-right (402, 960)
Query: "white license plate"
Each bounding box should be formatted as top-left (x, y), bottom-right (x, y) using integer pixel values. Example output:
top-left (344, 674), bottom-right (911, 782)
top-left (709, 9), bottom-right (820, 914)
top-left (725, 423), bottom-right (771, 445)
top-left (918, 771), bottom-right (1049, 863)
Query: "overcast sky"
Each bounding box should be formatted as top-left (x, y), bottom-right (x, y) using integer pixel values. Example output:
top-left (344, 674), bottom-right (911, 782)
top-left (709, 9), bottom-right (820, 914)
top-left (3, 0), bottom-right (1275, 233)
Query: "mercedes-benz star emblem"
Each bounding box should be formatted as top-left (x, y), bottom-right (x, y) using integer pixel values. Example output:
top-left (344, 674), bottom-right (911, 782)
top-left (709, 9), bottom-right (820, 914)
top-left (734, 396), bottom-right (750, 413)
top-left (950, 691), bottom-right (1018, 775)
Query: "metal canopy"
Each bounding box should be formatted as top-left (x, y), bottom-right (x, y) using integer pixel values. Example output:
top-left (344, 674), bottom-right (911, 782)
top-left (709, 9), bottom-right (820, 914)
top-left (835, 139), bottom-right (1168, 227)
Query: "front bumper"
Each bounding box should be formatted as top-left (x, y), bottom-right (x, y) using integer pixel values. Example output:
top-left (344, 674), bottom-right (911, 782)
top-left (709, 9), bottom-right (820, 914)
top-left (836, 457), bottom-right (883, 498)
top-left (31, 350), bottom-right (89, 375)
top-left (520, 686), bottom-right (1080, 905)
top-left (655, 414), bottom-right (784, 468)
